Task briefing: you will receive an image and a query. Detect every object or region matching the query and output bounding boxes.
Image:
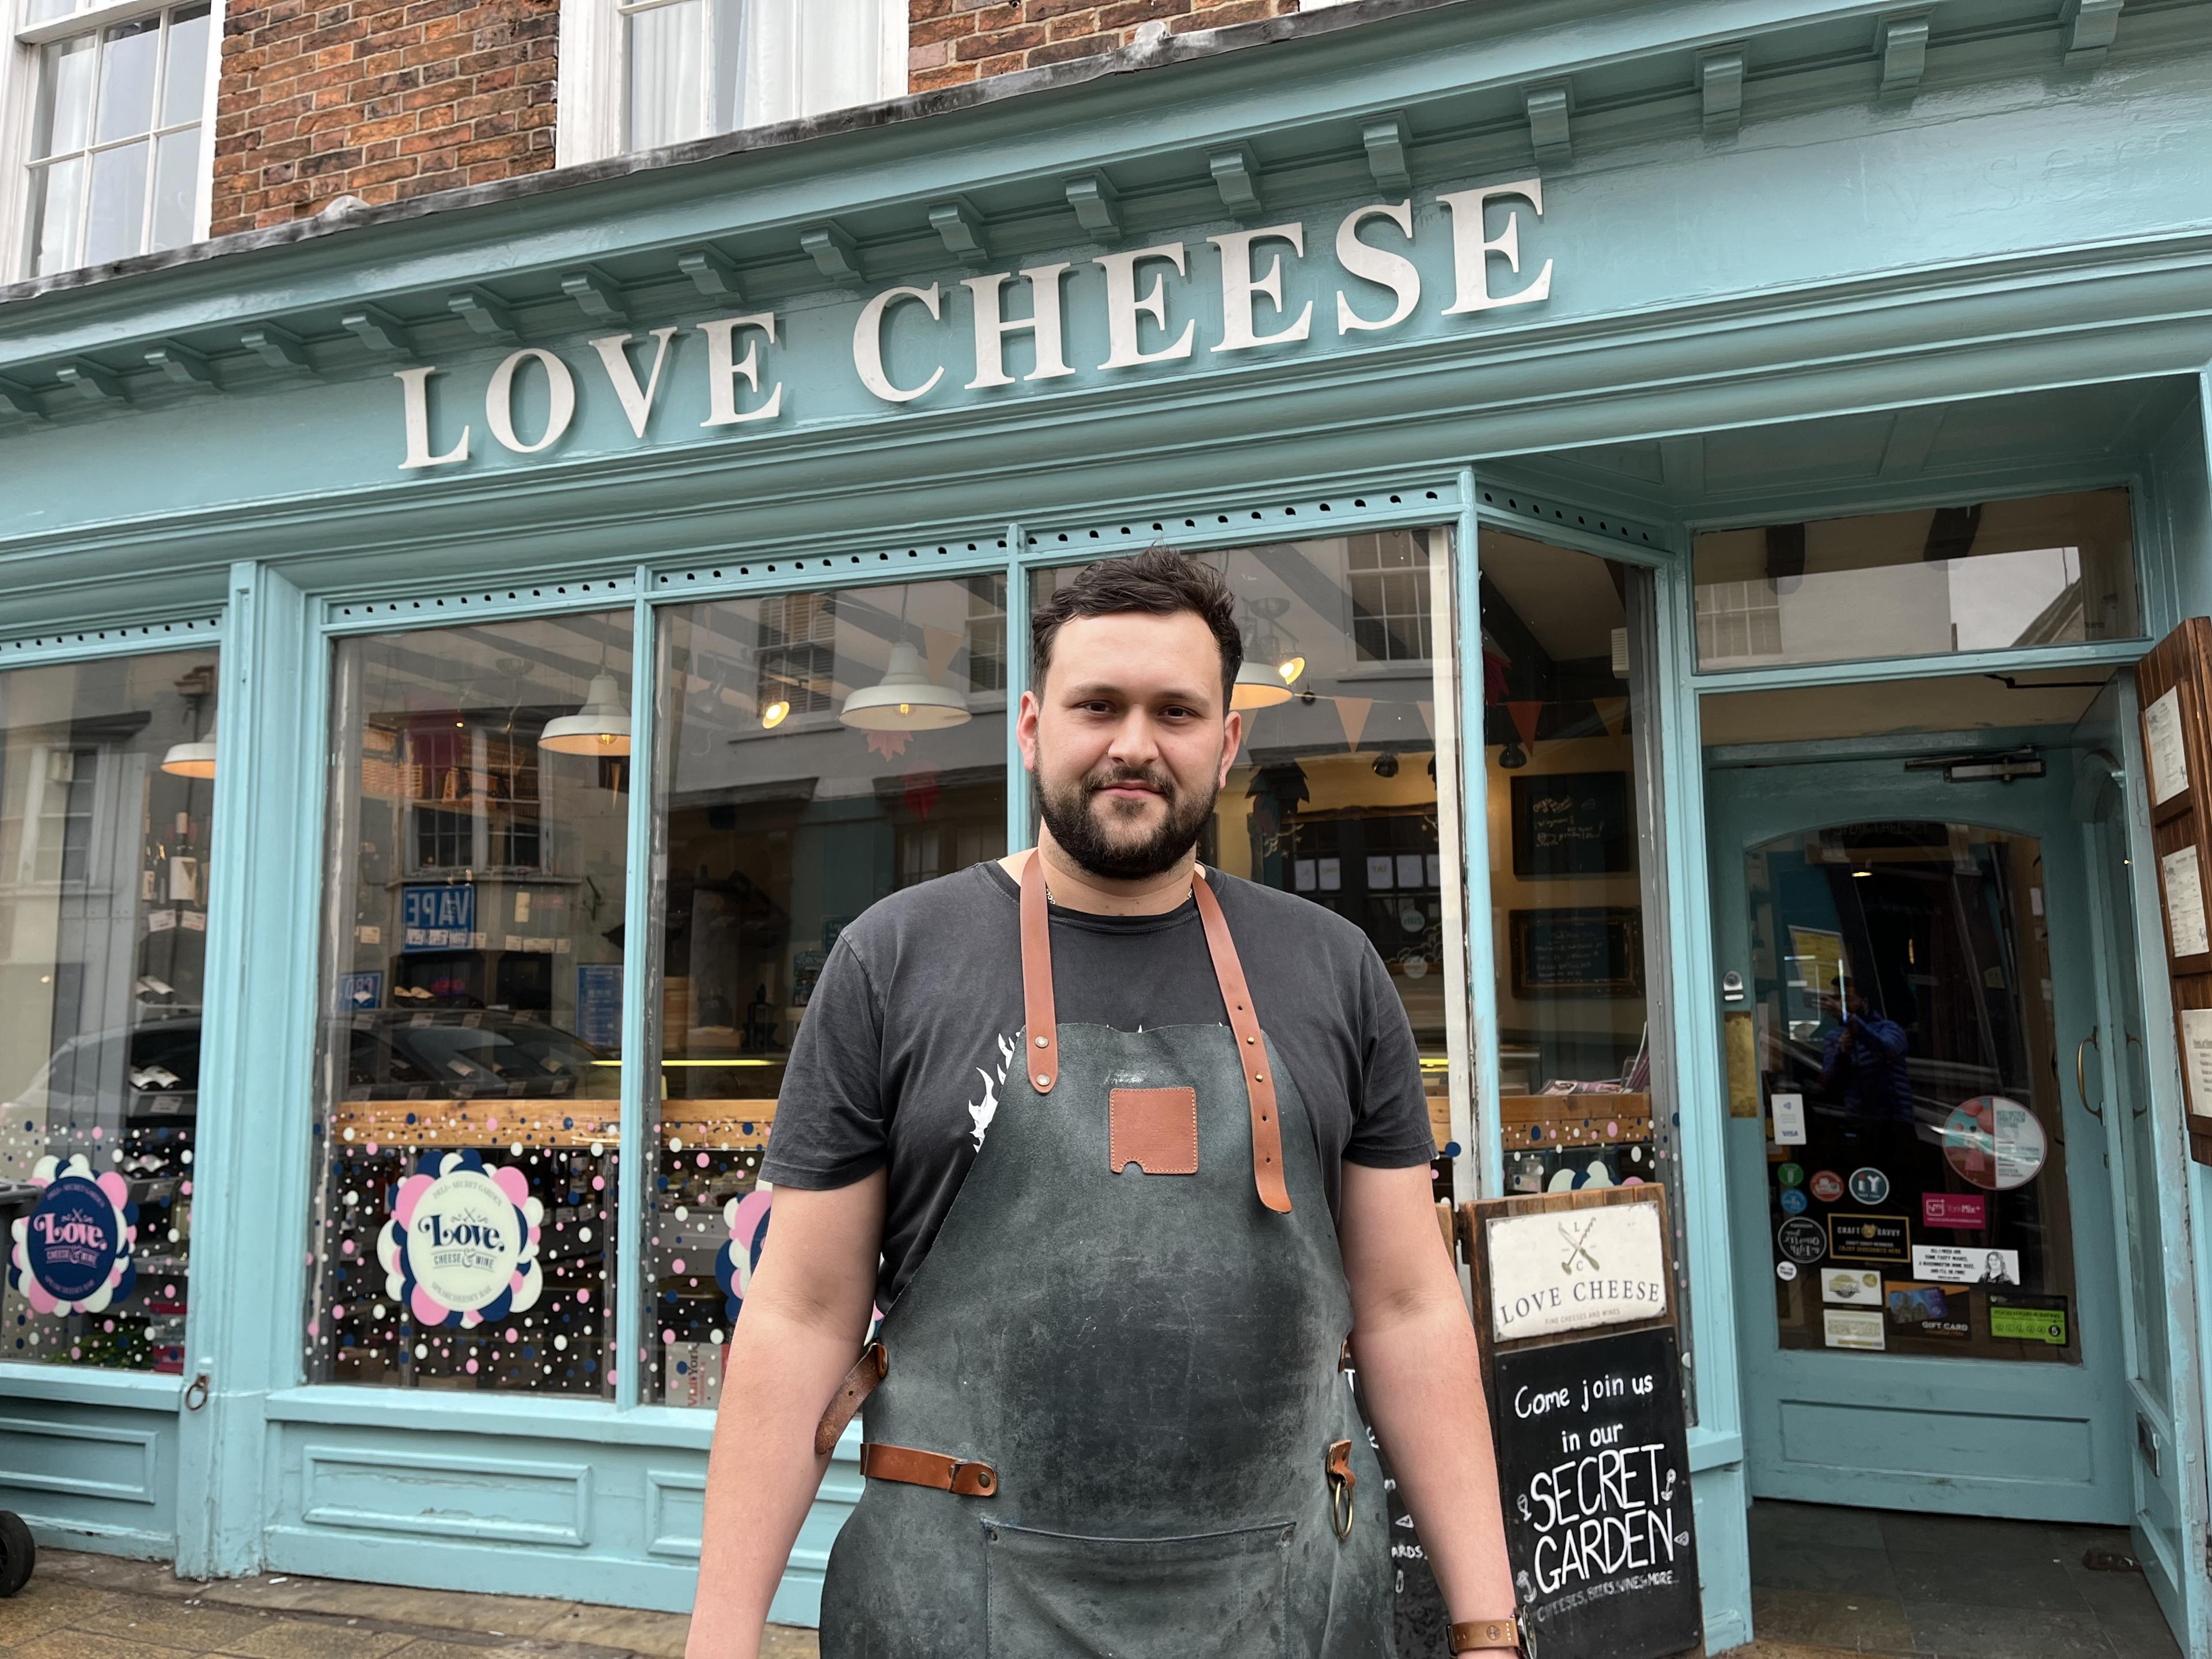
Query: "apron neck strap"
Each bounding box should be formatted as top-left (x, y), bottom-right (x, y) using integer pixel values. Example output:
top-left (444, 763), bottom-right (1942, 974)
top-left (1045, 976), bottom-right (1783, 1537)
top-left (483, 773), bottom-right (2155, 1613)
top-left (1191, 870), bottom-right (1294, 1214)
top-left (1018, 851), bottom-right (1293, 1215)
top-left (1019, 850), bottom-right (1060, 1094)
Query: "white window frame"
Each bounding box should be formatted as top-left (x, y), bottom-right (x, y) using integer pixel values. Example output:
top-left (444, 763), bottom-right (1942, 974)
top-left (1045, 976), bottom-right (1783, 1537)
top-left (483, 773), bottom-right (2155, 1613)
top-left (555, 0), bottom-right (906, 169)
top-left (2, 0), bottom-right (223, 279)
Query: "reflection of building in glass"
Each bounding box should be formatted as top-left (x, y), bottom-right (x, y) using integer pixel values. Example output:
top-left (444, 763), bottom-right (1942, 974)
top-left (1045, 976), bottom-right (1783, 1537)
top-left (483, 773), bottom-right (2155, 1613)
top-left (1693, 490), bottom-right (2135, 671)
top-left (0, 649), bottom-right (219, 1376)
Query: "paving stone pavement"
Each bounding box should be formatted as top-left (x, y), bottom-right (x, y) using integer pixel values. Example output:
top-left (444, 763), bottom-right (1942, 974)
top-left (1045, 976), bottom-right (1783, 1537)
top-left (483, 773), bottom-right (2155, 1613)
top-left (0, 1551), bottom-right (820, 1658)
top-left (0, 1546), bottom-right (1967, 1658)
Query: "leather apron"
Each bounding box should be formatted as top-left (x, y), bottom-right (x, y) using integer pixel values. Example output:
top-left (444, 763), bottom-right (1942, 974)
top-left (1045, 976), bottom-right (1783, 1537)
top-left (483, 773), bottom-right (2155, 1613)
top-left (816, 854), bottom-right (1394, 1658)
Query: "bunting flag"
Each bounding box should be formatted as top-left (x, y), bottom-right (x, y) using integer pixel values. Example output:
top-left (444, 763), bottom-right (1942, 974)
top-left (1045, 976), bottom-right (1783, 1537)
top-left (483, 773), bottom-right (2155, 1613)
top-left (1335, 696), bottom-right (1373, 752)
top-left (922, 626), bottom-right (963, 683)
top-left (1506, 701), bottom-right (1545, 747)
top-left (865, 729), bottom-right (911, 761)
top-left (1593, 698), bottom-right (1629, 738)
top-left (1415, 700), bottom-right (1435, 737)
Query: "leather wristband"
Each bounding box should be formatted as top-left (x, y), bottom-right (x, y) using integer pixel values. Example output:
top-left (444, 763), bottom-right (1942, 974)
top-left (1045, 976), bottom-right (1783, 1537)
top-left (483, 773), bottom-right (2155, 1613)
top-left (1449, 1616), bottom-right (1519, 1653)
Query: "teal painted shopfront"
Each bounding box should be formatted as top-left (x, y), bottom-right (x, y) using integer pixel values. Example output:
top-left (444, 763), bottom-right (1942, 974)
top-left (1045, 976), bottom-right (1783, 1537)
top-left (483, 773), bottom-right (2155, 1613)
top-left (8, 1), bottom-right (2212, 1650)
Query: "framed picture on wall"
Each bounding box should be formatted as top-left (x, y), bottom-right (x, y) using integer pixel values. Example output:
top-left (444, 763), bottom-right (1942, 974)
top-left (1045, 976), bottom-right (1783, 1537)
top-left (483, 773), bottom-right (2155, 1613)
top-left (1510, 771), bottom-right (1633, 878)
top-left (1509, 907), bottom-right (1645, 999)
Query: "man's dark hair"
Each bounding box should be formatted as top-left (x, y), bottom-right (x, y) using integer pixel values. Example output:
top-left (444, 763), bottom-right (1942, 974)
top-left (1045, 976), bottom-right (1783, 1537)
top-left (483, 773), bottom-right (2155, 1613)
top-left (1030, 545), bottom-right (1243, 705)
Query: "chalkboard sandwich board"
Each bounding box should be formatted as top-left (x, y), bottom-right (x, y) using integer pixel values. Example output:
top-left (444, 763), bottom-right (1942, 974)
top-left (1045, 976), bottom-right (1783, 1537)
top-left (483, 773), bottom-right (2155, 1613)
top-left (1459, 1188), bottom-right (1701, 1659)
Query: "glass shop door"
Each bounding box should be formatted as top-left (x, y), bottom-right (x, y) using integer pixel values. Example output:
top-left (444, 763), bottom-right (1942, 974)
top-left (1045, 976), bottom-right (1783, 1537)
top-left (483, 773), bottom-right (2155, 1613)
top-left (1706, 747), bottom-right (2131, 1523)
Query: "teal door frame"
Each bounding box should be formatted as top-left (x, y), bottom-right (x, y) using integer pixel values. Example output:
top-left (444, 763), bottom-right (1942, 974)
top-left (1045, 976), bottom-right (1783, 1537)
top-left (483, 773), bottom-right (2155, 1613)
top-left (2075, 694), bottom-right (2207, 1646)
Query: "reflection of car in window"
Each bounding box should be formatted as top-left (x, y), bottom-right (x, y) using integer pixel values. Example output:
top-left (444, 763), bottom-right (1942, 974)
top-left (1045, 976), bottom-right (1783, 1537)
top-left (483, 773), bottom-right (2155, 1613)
top-left (13, 1011), bottom-right (605, 1116)
top-left (8, 1020), bottom-right (203, 1127)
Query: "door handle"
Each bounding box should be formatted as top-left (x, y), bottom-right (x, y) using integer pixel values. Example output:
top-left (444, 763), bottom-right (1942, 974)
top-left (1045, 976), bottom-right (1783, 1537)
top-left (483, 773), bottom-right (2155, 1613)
top-left (2127, 1031), bottom-right (2147, 1119)
top-left (2077, 1027), bottom-right (2103, 1122)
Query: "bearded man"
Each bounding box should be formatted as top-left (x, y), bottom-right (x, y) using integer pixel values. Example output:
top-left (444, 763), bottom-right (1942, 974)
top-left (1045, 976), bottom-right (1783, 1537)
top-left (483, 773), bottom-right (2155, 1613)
top-left (687, 546), bottom-right (1517, 1659)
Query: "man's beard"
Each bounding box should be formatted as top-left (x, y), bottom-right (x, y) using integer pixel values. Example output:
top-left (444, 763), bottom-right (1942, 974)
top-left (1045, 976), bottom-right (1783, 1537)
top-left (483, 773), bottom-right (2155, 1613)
top-left (1036, 753), bottom-right (1219, 880)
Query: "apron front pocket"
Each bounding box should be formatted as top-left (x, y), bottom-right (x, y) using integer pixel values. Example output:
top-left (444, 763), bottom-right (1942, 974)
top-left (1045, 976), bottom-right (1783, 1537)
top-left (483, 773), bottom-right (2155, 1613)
top-left (1107, 1086), bottom-right (1198, 1175)
top-left (984, 1519), bottom-right (1291, 1658)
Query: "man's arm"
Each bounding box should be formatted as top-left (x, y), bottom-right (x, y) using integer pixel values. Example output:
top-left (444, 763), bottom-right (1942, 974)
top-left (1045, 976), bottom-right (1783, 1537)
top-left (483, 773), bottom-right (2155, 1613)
top-left (1340, 1161), bottom-right (1516, 1644)
top-left (686, 1173), bottom-right (885, 1659)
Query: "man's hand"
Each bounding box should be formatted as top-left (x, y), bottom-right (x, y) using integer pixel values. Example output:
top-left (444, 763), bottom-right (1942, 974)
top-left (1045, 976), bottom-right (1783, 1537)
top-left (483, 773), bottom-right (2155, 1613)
top-left (1339, 1161), bottom-right (1516, 1638)
top-left (685, 1174), bottom-right (886, 1659)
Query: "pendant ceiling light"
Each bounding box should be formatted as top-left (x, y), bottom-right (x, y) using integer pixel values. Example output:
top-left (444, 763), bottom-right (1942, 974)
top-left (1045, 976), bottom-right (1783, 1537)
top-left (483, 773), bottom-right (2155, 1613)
top-left (1230, 659), bottom-right (1293, 711)
top-left (160, 738), bottom-right (217, 779)
top-left (540, 672), bottom-right (633, 756)
top-left (840, 641), bottom-right (971, 731)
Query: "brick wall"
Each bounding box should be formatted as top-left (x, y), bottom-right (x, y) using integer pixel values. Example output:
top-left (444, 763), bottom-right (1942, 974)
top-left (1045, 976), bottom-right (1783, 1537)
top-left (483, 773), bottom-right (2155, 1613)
top-left (909, 0), bottom-right (1304, 93)
top-left (209, 0), bottom-right (558, 236)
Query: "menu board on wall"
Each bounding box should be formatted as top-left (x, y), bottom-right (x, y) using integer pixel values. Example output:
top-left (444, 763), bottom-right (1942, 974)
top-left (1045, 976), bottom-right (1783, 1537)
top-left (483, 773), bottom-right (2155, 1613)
top-left (2135, 619), bottom-right (2212, 1163)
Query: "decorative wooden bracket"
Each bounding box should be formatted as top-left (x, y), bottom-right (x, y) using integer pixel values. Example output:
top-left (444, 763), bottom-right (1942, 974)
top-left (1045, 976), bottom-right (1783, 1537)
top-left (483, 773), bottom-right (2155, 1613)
top-left (1065, 173), bottom-right (1122, 240)
top-left (2065, 0), bottom-right (2123, 69)
top-left (55, 359), bottom-right (126, 403)
top-left (1877, 12), bottom-right (1930, 98)
top-left (560, 268), bottom-right (627, 323)
top-left (801, 225), bottom-right (860, 281)
top-left (448, 287), bottom-right (519, 342)
top-left (1699, 44), bottom-right (1745, 136)
top-left (929, 198), bottom-right (990, 263)
top-left (145, 342), bottom-right (215, 387)
top-left (1525, 83), bottom-right (1572, 168)
top-left (340, 307), bottom-right (415, 359)
top-left (240, 323), bottom-right (312, 373)
top-left (1209, 144), bottom-right (1263, 216)
top-left (1361, 115), bottom-right (1411, 195)
top-left (0, 376), bottom-right (47, 419)
top-left (678, 248), bottom-right (741, 298)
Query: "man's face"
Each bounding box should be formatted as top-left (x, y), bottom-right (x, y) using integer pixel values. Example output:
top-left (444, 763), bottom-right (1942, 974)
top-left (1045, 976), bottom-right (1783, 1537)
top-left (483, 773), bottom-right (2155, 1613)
top-left (1021, 611), bottom-right (1242, 880)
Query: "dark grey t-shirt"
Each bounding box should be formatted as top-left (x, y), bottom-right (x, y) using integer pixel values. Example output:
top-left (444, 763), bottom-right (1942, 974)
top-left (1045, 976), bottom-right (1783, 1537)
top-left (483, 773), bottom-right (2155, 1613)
top-left (761, 861), bottom-right (1437, 1308)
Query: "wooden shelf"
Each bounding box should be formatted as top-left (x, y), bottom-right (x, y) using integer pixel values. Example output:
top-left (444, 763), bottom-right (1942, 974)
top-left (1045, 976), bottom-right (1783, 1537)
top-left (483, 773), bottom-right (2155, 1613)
top-left (328, 1097), bottom-right (777, 1151)
top-left (1501, 1092), bottom-right (1652, 1149)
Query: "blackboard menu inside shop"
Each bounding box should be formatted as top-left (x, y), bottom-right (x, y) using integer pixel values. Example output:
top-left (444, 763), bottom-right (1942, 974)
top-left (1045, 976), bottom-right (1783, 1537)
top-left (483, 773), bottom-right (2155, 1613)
top-left (1512, 772), bottom-right (1633, 880)
top-left (1510, 908), bottom-right (1645, 999)
top-left (1494, 1327), bottom-right (1702, 1659)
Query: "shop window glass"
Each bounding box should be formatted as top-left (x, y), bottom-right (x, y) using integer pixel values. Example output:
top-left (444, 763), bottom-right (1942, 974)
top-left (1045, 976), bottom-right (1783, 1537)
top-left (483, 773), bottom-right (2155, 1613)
top-left (1037, 530), bottom-right (1474, 1194)
top-left (1692, 488), bottom-right (2138, 671)
top-left (0, 648), bottom-right (218, 1373)
top-left (645, 579), bottom-right (1008, 1406)
top-left (1746, 823), bottom-right (2081, 1362)
top-left (1478, 531), bottom-right (1692, 1377)
top-left (305, 615), bottom-right (632, 1397)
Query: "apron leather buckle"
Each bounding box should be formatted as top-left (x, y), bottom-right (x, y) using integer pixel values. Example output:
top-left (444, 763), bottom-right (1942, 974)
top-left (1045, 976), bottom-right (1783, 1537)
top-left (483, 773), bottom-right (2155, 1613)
top-left (1325, 1439), bottom-right (1355, 1538)
top-left (946, 1458), bottom-right (997, 1497)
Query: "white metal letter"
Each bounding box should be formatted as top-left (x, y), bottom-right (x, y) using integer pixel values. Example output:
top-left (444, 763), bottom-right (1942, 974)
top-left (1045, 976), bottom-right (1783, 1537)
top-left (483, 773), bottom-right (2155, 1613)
top-left (964, 264), bottom-right (1073, 389)
top-left (484, 348), bottom-right (577, 454)
top-left (1094, 243), bottom-right (1195, 369)
top-left (1439, 178), bottom-right (1552, 315)
top-left (1334, 201), bottom-right (1420, 334)
top-left (854, 283), bottom-right (946, 404)
top-left (395, 366), bottom-right (469, 469)
top-left (1209, 223), bottom-right (1310, 353)
top-left (696, 313), bottom-right (783, 427)
top-left (589, 327), bottom-right (680, 438)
